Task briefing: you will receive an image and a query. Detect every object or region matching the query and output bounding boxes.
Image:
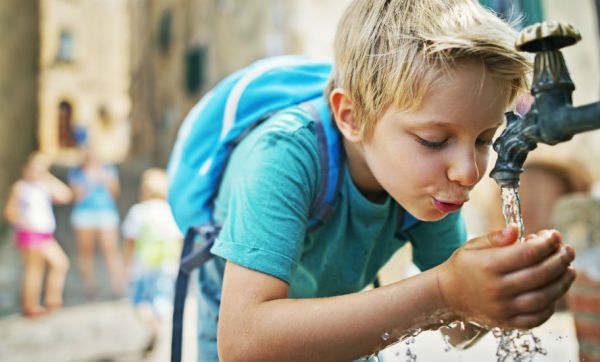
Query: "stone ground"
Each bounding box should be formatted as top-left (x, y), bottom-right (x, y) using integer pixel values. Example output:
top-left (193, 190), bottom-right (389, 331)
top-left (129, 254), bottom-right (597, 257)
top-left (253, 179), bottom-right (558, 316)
top-left (0, 295), bottom-right (198, 362)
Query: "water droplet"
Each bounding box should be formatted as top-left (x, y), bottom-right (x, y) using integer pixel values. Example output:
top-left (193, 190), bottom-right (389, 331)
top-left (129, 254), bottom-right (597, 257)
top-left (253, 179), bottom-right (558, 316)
top-left (381, 332), bottom-right (391, 341)
top-left (493, 328), bottom-right (546, 362)
top-left (405, 347), bottom-right (417, 362)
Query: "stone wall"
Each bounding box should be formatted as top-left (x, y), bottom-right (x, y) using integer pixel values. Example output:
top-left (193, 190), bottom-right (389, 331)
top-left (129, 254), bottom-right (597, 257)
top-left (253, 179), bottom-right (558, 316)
top-left (129, 0), bottom-right (293, 165)
top-left (129, 0), bottom-right (350, 166)
top-left (0, 0), bottom-right (39, 232)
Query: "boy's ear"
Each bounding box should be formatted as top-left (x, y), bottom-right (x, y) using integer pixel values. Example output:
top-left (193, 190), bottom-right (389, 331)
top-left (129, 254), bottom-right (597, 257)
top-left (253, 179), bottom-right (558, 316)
top-left (329, 89), bottom-right (362, 142)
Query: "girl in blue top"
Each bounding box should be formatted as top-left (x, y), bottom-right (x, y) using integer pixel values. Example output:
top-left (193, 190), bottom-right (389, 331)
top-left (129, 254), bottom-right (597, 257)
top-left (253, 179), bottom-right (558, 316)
top-left (69, 148), bottom-right (124, 297)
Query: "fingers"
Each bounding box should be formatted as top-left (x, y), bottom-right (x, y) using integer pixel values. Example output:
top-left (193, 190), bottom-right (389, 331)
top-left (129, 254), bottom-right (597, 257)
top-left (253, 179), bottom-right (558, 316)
top-left (508, 267), bottom-right (576, 315)
top-left (523, 229), bottom-right (551, 242)
top-left (507, 306), bottom-right (555, 330)
top-left (501, 244), bottom-right (575, 294)
top-left (491, 230), bottom-right (563, 273)
top-left (465, 224), bottom-right (519, 250)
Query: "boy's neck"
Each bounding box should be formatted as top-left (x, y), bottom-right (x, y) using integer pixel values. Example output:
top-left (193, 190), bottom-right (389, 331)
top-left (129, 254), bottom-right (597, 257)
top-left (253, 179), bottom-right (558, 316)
top-left (343, 140), bottom-right (388, 204)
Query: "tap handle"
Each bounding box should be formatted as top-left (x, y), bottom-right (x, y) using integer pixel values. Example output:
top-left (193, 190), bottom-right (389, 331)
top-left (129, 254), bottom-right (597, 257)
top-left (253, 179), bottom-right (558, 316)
top-left (516, 21), bottom-right (581, 53)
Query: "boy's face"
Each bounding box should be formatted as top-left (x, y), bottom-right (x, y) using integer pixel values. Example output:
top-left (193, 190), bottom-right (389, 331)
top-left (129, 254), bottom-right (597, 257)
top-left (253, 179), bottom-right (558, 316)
top-left (361, 63), bottom-right (508, 221)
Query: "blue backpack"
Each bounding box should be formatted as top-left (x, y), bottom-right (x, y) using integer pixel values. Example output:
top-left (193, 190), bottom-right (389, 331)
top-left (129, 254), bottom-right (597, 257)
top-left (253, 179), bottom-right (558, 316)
top-left (167, 55), bottom-right (342, 235)
top-left (166, 55), bottom-right (420, 362)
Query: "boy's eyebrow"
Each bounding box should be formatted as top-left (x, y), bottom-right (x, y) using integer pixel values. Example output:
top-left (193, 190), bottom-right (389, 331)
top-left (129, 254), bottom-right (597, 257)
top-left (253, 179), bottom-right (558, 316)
top-left (415, 119), bottom-right (504, 128)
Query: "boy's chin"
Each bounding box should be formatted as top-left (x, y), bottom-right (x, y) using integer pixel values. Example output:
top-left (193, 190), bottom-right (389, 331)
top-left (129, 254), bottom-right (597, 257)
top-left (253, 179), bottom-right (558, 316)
top-left (410, 208), bottom-right (450, 222)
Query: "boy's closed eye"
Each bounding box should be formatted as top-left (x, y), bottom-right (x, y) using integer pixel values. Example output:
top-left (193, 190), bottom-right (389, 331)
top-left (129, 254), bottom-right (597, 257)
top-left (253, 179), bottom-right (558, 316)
top-left (414, 126), bottom-right (499, 150)
top-left (415, 136), bottom-right (448, 150)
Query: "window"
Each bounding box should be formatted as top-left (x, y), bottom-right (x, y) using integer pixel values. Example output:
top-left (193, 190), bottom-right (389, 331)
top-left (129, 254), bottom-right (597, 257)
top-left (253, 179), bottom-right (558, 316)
top-left (596, 0), bottom-right (600, 38)
top-left (57, 30), bottom-right (74, 62)
top-left (158, 9), bottom-right (173, 53)
top-left (185, 45), bottom-right (207, 94)
top-left (58, 100), bottom-right (75, 148)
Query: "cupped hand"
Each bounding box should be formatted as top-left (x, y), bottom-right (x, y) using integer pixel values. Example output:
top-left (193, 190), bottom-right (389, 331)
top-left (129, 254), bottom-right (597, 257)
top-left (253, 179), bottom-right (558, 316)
top-left (436, 224), bottom-right (576, 330)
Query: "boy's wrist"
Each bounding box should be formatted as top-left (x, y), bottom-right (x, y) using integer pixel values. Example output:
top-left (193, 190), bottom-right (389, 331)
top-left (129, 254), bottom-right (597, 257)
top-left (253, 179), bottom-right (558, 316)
top-left (432, 263), bottom-right (460, 318)
top-left (403, 268), bottom-right (462, 332)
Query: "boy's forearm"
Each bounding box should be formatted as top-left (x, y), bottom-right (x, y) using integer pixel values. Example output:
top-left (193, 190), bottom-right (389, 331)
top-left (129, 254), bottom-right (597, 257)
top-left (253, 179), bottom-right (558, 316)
top-left (219, 266), bottom-right (452, 361)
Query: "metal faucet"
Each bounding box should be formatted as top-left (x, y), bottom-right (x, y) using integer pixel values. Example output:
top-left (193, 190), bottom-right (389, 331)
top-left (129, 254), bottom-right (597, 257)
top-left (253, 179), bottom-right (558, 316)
top-left (490, 21), bottom-right (600, 187)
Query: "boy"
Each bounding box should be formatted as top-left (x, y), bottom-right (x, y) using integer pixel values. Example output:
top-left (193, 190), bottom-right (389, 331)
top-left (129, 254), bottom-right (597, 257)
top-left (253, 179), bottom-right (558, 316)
top-left (195, 0), bottom-right (576, 360)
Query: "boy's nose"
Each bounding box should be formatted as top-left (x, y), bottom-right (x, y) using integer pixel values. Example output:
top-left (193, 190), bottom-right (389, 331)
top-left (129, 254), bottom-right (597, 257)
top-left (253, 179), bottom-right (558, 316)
top-left (447, 150), bottom-right (480, 187)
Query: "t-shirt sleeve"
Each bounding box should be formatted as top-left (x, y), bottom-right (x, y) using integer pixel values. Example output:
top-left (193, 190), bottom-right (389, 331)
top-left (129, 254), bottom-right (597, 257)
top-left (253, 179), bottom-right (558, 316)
top-left (408, 210), bottom-right (467, 271)
top-left (210, 118), bottom-right (320, 284)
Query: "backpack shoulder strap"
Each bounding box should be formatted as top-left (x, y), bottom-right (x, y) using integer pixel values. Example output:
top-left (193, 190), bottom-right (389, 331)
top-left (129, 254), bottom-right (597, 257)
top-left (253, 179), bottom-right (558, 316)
top-left (301, 97), bottom-right (345, 232)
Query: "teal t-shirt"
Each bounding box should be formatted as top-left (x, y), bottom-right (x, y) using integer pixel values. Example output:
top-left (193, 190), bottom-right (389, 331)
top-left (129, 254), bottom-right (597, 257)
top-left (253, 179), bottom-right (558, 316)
top-left (211, 106), bottom-right (466, 298)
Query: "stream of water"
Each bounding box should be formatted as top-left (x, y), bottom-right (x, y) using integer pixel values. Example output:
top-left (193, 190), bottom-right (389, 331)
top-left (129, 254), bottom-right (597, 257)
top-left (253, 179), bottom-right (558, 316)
top-left (495, 187), bottom-right (546, 362)
top-left (501, 187), bottom-right (525, 242)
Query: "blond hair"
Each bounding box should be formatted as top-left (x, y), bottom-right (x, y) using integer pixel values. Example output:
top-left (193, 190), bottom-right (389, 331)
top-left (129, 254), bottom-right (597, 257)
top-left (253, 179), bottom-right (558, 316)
top-left (329, 0), bottom-right (532, 139)
top-left (140, 168), bottom-right (169, 200)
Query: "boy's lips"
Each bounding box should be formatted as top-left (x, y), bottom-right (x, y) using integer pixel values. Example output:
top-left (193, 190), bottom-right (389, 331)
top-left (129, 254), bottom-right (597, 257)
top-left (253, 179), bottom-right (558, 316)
top-left (432, 198), bottom-right (465, 213)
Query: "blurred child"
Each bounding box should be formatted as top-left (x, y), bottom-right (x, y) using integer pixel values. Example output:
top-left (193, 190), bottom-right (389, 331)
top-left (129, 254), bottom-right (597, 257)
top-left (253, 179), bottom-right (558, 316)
top-left (68, 148), bottom-right (124, 296)
top-left (3, 152), bottom-right (72, 317)
top-left (122, 168), bottom-right (182, 353)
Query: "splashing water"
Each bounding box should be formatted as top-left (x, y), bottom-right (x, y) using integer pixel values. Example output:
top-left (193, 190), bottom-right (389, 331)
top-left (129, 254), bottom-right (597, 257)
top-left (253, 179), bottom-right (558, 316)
top-left (497, 187), bottom-right (546, 361)
top-left (405, 348), bottom-right (417, 362)
top-left (493, 328), bottom-right (546, 362)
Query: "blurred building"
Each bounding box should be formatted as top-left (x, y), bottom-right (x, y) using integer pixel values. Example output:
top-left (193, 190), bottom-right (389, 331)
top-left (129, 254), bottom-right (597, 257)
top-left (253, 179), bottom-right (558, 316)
top-left (128, 0), bottom-right (352, 166)
top-left (2, 0), bottom-right (600, 231)
top-left (38, 0), bottom-right (131, 165)
top-left (0, 1), bottom-right (39, 232)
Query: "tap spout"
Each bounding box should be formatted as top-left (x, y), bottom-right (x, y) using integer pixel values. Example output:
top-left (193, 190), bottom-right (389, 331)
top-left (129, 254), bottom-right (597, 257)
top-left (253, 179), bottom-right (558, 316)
top-left (489, 111), bottom-right (541, 188)
top-left (490, 21), bottom-right (600, 188)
